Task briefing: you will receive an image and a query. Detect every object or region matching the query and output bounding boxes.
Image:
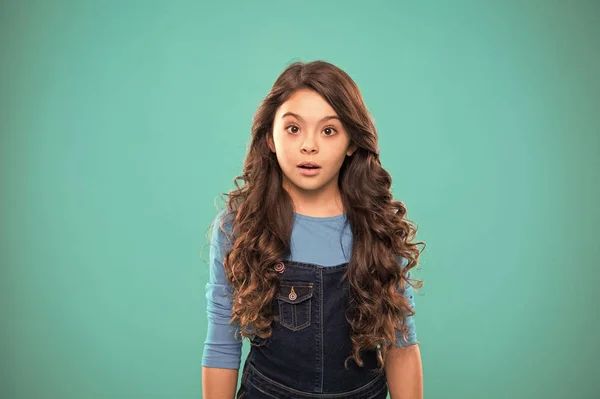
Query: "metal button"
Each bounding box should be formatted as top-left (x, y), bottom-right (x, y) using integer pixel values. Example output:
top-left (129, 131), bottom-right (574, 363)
top-left (274, 262), bottom-right (285, 273)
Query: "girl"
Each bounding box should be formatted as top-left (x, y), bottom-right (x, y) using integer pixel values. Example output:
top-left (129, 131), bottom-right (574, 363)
top-left (202, 60), bottom-right (425, 399)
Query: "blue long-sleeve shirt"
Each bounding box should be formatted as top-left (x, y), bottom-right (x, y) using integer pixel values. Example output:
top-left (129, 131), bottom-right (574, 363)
top-left (202, 209), bottom-right (418, 369)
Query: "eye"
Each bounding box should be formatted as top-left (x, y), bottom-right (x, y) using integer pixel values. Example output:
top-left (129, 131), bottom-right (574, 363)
top-left (284, 124), bottom-right (337, 136)
top-left (285, 124), bottom-right (300, 134)
top-left (323, 127), bottom-right (337, 136)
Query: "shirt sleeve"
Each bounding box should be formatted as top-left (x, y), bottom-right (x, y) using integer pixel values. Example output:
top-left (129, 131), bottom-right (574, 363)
top-left (201, 209), bottom-right (243, 369)
top-left (394, 256), bottom-right (419, 347)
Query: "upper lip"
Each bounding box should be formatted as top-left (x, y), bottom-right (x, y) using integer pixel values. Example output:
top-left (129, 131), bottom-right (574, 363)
top-left (297, 161), bottom-right (321, 168)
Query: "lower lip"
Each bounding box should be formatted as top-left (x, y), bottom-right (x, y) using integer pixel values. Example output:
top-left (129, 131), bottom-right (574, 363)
top-left (297, 166), bottom-right (321, 176)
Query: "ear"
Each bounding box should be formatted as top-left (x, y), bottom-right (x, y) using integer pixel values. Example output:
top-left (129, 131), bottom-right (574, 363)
top-left (266, 132), bottom-right (276, 153)
top-left (347, 143), bottom-right (357, 157)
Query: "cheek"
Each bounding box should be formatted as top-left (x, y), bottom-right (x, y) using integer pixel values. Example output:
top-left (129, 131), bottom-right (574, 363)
top-left (328, 149), bottom-right (348, 167)
top-left (274, 136), bottom-right (294, 157)
top-left (276, 152), bottom-right (291, 168)
top-left (273, 132), bottom-right (290, 152)
top-left (274, 143), bottom-right (295, 168)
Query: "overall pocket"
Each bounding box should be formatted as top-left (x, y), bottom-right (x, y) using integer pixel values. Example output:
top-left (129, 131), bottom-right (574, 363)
top-left (276, 281), bottom-right (313, 332)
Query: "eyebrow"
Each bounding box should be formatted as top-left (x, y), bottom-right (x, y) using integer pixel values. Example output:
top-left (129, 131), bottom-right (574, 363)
top-left (281, 112), bottom-right (340, 124)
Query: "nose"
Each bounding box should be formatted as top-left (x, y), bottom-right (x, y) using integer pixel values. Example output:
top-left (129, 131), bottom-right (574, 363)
top-left (301, 141), bottom-right (317, 154)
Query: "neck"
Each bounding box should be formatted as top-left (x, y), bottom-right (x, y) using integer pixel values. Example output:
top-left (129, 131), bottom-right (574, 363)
top-left (283, 180), bottom-right (345, 218)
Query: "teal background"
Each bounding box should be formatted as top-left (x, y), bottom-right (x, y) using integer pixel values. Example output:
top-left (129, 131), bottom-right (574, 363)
top-left (2, 0), bottom-right (598, 398)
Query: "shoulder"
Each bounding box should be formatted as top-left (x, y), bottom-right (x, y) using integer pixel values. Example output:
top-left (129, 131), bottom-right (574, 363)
top-left (398, 256), bottom-right (409, 276)
top-left (399, 256), bottom-right (408, 268)
top-left (210, 208), bottom-right (236, 253)
top-left (213, 208), bottom-right (234, 231)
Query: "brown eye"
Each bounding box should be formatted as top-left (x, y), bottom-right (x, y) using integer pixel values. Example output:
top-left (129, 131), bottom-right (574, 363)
top-left (286, 125), bottom-right (299, 134)
top-left (323, 127), bottom-right (337, 136)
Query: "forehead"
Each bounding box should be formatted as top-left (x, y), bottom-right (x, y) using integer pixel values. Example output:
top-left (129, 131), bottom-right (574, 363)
top-left (276, 89), bottom-right (337, 119)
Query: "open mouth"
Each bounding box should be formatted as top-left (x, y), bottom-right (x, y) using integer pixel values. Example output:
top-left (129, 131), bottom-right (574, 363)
top-left (297, 165), bottom-right (321, 175)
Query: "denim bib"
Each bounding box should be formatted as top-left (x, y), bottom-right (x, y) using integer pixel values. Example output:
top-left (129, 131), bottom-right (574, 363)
top-left (236, 260), bottom-right (388, 399)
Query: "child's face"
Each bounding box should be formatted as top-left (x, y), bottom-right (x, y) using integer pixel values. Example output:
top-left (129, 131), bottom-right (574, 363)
top-left (267, 88), bottom-right (356, 196)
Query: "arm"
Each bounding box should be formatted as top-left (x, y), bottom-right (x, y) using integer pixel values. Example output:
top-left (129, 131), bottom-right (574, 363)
top-left (384, 344), bottom-right (423, 399)
top-left (201, 210), bottom-right (243, 398)
top-left (202, 367), bottom-right (239, 399)
top-left (385, 258), bottom-right (423, 398)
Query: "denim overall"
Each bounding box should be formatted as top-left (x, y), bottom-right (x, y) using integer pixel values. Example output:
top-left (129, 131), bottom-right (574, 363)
top-left (236, 260), bottom-right (388, 399)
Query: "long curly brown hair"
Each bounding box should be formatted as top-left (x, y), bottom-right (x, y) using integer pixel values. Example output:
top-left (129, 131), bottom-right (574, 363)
top-left (206, 60), bottom-right (425, 371)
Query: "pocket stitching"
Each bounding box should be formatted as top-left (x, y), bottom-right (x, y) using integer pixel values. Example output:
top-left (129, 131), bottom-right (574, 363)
top-left (277, 283), bottom-right (312, 331)
top-left (278, 299), bottom-right (312, 331)
top-left (276, 283), bottom-right (313, 304)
